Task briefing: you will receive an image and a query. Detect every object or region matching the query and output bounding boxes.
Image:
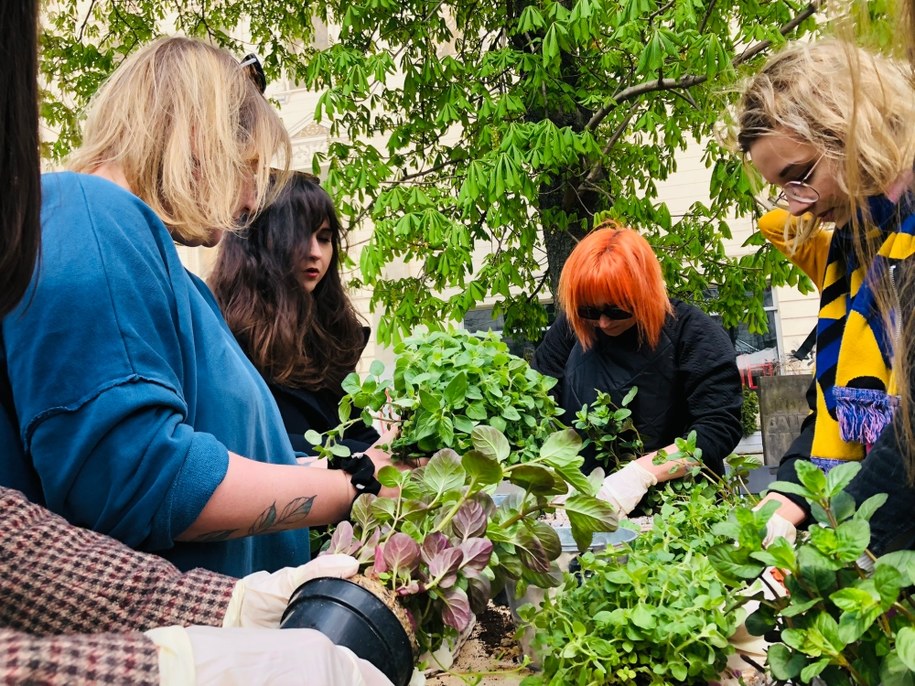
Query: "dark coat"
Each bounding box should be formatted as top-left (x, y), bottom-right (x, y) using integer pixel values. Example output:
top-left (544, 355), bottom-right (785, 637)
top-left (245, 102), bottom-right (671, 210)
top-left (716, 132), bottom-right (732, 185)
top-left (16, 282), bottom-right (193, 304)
top-left (270, 382), bottom-right (380, 454)
top-left (266, 327), bottom-right (379, 455)
top-left (531, 300), bottom-right (743, 476)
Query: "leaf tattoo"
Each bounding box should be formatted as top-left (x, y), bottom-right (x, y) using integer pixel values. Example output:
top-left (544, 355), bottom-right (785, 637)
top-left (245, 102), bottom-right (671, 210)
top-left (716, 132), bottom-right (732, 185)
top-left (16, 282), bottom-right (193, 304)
top-left (248, 496), bottom-right (317, 536)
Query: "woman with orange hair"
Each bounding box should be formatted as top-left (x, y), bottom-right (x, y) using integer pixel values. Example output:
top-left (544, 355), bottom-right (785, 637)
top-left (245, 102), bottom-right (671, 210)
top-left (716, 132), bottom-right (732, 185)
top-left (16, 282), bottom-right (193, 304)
top-left (532, 223), bottom-right (743, 515)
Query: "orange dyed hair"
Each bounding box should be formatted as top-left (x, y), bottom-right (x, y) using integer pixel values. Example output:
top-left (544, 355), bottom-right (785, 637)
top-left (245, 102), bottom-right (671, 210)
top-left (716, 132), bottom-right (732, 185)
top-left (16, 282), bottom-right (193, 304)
top-left (558, 222), bottom-right (672, 350)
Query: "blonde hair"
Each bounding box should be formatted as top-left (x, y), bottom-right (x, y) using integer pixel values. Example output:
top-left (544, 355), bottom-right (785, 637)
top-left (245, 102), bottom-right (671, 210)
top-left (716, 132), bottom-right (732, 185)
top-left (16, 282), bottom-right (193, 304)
top-left (734, 39), bottom-right (915, 250)
top-left (740, 37), bottom-right (915, 481)
top-left (68, 36), bottom-right (291, 244)
top-left (898, 0), bottom-right (915, 482)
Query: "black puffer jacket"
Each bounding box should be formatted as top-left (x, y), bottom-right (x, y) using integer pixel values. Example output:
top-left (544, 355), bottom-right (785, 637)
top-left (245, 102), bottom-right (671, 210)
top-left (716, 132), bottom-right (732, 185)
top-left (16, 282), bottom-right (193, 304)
top-left (531, 300), bottom-right (743, 475)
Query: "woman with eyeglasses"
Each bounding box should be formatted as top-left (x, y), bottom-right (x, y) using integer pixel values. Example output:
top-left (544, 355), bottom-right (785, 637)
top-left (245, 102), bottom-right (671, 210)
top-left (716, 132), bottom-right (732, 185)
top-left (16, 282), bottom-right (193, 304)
top-left (0, 36), bottom-right (404, 580)
top-left (531, 222), bottom-right (743, 516)
top-left (736, 39), bottom-right (915, 545)
top-left (209, 172), bottom-right (381, 458)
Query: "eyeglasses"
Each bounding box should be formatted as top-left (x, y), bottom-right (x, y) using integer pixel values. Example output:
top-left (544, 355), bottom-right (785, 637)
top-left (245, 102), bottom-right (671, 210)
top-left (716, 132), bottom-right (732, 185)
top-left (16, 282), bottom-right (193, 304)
top-left (774, 153), bottom-right (824, 209)
top-left (239, 53), bottom-right (267, 95)
top-left (577, 305), bottom-right (632, 321)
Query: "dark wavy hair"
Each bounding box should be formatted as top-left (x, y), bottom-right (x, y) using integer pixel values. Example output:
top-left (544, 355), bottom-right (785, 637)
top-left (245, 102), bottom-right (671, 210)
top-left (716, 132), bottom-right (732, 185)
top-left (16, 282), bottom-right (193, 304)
top-left (210, 172), bottom-right (365, 391)
top-left (0, 0), bottom-right (41, 316)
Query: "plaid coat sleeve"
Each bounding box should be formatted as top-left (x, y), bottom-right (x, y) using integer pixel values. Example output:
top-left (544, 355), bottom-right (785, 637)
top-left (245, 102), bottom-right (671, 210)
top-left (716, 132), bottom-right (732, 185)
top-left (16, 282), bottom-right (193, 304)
top-left (0, 486), bottom-right (236, 636)
top-left (0, 629), bottom-right (160, 685)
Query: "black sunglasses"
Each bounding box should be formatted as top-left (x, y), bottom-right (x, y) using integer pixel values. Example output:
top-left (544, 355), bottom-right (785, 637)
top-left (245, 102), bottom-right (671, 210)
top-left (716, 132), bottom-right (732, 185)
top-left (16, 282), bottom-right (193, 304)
top-left (577, 305), bottom-right (632, 321)
top-left (239, 53), bottom-right (267, 95)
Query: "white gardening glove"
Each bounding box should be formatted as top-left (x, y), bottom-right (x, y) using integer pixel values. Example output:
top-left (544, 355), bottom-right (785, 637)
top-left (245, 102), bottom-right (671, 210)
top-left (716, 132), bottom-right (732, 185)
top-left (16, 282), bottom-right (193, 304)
top-left (222, 554), bottom-right (359, 628)
top-left (596, 461), bottom-right (658, 516)
top-left (146, 625), bottom-right (393, 686)
top-left (713, 567), bottom-right (788, 686)
top-left (762, 512), bottom-right (797, 548)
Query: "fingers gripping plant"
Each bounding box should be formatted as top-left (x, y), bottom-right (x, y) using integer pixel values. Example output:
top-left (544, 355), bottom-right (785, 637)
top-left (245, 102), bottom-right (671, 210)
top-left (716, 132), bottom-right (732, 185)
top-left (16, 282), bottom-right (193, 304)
top-left (572, 387), bottom-right (643, 470)
top-left (322, 426), bottom-right (618, 653)
top-left (709, 461), bottom-right (915, 685)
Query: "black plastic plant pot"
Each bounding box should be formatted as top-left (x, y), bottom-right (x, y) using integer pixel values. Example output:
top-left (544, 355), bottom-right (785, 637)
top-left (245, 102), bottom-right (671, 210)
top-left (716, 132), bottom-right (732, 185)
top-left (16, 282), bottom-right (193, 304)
top-left (280, 576), bottom-right (414, 686)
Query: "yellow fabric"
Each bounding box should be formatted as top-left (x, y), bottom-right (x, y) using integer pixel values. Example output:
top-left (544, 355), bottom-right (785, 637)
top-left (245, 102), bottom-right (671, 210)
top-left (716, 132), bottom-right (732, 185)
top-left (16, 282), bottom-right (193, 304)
top-left (757, 207), bottom-right (913, 462)
top-left (758, 210), bottom-right (856, 460)
top-left (757, 209), bottom-right (832, 289)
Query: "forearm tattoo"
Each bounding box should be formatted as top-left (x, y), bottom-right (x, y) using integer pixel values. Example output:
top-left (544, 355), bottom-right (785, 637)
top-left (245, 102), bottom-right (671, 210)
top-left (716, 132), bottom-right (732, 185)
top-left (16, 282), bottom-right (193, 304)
top-left (189, 495), bottom-right (317, 542)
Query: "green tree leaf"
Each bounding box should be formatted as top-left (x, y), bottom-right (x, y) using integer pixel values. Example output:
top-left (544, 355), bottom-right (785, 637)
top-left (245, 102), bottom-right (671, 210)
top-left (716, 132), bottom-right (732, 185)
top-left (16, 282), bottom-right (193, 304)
top-left (38, 0), bottom-right (835, 345)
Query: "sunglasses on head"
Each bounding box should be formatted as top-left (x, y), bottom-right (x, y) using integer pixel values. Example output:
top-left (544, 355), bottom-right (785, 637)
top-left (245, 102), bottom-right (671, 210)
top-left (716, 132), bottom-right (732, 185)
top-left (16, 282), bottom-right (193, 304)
top-left (239, 53), bottom-right (267, 95)
top-left (577, 305), bottom-right (632, 321)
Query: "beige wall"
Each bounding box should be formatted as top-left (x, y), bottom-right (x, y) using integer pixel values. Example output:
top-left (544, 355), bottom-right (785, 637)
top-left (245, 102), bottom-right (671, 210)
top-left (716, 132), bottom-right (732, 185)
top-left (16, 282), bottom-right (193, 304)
top-left (654, 141), bottom-right (818, 373)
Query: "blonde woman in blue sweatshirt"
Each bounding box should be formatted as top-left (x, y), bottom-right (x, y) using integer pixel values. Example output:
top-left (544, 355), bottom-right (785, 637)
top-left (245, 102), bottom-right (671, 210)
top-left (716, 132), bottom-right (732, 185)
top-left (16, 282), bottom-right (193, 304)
top-left (0, 37), bottom-right (400, 577)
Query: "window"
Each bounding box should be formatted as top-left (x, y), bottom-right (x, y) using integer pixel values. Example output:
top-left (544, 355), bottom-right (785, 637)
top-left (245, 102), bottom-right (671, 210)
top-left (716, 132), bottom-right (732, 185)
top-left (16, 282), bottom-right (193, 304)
top-left (726, 288), bottom-right (780, 366)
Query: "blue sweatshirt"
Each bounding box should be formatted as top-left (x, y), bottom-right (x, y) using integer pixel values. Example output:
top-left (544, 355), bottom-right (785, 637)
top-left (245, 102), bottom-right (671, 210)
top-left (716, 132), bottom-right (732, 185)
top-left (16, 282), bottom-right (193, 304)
top-left (0, 172), bottom-right (309, 576)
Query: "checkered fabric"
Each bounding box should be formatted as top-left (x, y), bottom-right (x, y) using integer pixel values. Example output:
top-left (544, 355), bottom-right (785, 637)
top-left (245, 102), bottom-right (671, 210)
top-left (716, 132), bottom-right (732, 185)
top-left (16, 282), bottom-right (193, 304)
top-left (0, 629), bottom-right (160, 685)
top-left (0, 486), bottom-right (237, 682)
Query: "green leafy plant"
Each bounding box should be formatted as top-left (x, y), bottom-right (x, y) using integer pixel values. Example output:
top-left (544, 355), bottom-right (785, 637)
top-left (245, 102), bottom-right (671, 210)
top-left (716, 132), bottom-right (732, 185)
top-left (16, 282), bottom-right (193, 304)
top-left (639, 431), bottom-right (760, 514)
top-left (308, 328), bottom-right (565, 462)
top-left (321, 426), bottom-right (617, 654)
top-left (709, 461), bottom-right (915, 685)
top-left (741, 386), bottom-right (760, 438)
top-left (572, 387), bottom-right (643, 470)
top-left (519, 482), bottom-right (745, 685)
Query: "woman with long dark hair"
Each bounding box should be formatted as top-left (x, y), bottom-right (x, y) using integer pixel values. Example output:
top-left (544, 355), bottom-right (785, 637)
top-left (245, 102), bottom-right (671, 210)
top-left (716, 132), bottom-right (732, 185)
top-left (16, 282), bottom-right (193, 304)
top-left (0, 1), bottom-right (40, 315)
top-left (210, 172), bottom-right (379, 453)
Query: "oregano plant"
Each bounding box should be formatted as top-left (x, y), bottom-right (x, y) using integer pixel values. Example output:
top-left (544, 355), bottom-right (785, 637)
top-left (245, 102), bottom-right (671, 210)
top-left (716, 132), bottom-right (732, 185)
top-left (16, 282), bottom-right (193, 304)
top-left (572, 387), bottom-right (643, 470)
top-left (709, 460), bottom-right (915, 685)
top-left (307, 328), bottom-right (566, 462)
top-left (519, 481), bottom-right (745, 685)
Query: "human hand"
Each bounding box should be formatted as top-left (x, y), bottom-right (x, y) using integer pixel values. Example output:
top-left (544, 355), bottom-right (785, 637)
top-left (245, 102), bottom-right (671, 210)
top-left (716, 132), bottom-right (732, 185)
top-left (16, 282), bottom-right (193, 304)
top-left (753, 493), bottom-right (802, 548)
top-left (712, 566), bottom-right (788, 686)
top-left (366, 427), bottom-right (431, 499)
top-left (596, 461), bottom-right (658, 516)
top-left (762, 511), bottom-right (797, 548)
top-left (147, 625), bottom-right (393, 686)
top-left (222, 554), bottom-right (358, 628)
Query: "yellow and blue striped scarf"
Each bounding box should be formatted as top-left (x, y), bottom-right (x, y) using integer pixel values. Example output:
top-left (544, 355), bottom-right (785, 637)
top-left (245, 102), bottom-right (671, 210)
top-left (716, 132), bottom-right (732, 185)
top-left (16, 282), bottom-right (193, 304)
top-left (813, 195), bottom-right (915, 463)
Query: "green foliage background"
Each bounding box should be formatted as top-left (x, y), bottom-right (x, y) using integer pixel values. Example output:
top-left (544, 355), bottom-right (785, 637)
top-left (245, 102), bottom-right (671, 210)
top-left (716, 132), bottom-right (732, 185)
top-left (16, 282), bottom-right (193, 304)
top-left (39, 0), bottom-right (896, 343)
